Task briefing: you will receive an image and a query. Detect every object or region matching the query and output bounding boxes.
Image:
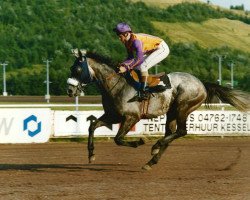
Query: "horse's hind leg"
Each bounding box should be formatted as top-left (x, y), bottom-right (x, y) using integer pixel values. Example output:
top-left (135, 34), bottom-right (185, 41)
top-left (143, 93), bottom-right (206, 170)
top-left (142, 115), bottom-right (186, 170)
top-left (114, 115), bottom-right (145, 148)
top-left (142, 110), bottom-right (177, 170)
top-left (151, 109), bottom-right (177, 155)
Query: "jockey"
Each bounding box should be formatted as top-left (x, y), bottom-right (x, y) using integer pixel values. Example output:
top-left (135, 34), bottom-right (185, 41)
top-left (113, 22), bottom-right (170, 101)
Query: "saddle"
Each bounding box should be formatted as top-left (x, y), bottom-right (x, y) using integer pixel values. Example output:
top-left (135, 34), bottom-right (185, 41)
top-left (122, 69), bottom-right (171, 97)
top-left (130, 70), bottom-right (166, 87)
top-left (125, 70), bottom-right (171, 103)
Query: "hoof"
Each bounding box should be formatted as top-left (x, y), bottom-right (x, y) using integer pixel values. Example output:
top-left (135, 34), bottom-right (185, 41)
top-left (139, 138), bottom-right (146, 145)
top-left (89, 155), bottom-right (95, 163)
top-left (142, 164), bottom-right (152, 171)
top-left (151, 148), bottom-right (160, 155)
top-left (141, 137), bottom-right (149, 144)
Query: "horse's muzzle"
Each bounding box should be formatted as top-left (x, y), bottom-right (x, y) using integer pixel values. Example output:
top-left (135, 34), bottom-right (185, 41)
top-left (67, 85), bottom-right (81, 97)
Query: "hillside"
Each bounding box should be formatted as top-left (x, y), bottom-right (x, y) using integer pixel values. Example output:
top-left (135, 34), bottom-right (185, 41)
top-left (0, 0), bottom-right (250, 95)
top-left (153, 18), bottom-right (250, 52)
top-left (130, 0), bottom-right (200, 8)
top-left (132, 0), bottom-right (250, 16)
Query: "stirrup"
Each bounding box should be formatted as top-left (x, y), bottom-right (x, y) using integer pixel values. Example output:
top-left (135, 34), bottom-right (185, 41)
top-left (139, 91), bottom-right (148, 101)
top-left (127, 91), bottom-right (148, 103)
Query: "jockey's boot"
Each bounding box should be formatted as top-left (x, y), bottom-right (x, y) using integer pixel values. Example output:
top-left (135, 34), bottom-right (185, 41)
top-left (138, 81), bottom-right (148, 101)
top-left (133, 76), bottom-right (148, 102)
top-left (127, 75), bottom-right (149, 103)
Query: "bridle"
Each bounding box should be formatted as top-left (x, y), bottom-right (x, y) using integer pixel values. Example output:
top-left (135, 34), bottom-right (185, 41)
top-left (68, 67), bottom-right (123, 95)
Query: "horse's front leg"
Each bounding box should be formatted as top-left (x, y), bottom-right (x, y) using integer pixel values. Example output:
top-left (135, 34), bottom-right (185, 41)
top-left (114, 115), bottom-right (145, 148)
top-left (88, 114), bottom-right (119, 163)
top-left (88, 119), bottom-right (104, 163)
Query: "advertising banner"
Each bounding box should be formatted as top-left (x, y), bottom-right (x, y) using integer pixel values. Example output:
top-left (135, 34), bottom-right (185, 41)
top-left (53, 110), bottom-right (250, 136)
top-left (186, 111), bottom-right (250, 135)
top-left (0, 108), bottom-right (51, 143)
top-left (54, 111), bottom-right (122, 136)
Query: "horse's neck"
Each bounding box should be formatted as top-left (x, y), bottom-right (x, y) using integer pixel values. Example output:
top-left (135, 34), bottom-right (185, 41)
top-left (88, 58), bottom-right (114, 80)
top-left (88, 59), bottom-right (126, 95)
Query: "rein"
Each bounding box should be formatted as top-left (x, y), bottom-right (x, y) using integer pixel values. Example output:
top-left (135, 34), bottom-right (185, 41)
top-left (106, 72), bottom-right (118, 81)
top-left (105, 72), bottom-right (122, 93)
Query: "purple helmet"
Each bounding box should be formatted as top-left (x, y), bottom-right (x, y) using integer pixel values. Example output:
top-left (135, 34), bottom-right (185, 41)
top-left (113, 22), bottom-right (132, 34)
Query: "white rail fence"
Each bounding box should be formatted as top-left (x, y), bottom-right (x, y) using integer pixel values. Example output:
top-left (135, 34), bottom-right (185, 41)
top-left (0, 103), bottom-right (231, 108)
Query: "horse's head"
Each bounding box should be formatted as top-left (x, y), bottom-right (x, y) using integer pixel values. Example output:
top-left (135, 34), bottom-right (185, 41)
top-left (67, 49), bottom-right (93, 97)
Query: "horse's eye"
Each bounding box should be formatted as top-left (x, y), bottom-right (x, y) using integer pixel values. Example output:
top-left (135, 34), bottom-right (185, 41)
top-left (76, 66), bottom-right (82, 73)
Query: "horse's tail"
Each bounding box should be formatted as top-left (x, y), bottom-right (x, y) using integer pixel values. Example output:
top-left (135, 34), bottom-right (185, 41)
top-left (203, 82), bottom-right (250, 112)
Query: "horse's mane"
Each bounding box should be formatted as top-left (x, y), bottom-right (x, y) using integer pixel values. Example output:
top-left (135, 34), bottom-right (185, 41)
top-left (86, 51), bottom-right (117, 69)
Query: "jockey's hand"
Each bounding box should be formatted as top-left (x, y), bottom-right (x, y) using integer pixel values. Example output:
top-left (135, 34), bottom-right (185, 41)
top-left (118, 66), bottom-right (127, 74)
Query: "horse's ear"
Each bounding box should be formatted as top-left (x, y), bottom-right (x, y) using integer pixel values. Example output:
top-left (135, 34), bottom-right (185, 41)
top-left (78, 49), bottom-right (83, 61)
top-left (71, 49), bottom-right (79, 58)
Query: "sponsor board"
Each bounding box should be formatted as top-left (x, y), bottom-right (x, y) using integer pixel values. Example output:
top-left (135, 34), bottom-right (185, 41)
top-left (187, 111), bottom-right (250, 134)
top-left (0, 108), bottom-right (51, 143)
top-left (2, 109), bottom-right (248, 143)
top-left (53, 110), bottom-right (250, 136)
top-left (54, 111), bottom-right (133, 136)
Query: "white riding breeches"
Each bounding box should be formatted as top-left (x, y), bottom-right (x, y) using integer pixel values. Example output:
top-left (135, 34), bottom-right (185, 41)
top-left (136, 41), bottom-right (170, 73)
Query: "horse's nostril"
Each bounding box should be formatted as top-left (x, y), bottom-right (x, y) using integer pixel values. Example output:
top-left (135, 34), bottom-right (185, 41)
top-left (67, 89), bottom-right (73, 97)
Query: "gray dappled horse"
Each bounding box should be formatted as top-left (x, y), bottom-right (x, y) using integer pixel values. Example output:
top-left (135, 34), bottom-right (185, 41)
top-left (67, 50), bottom-right (250, 170)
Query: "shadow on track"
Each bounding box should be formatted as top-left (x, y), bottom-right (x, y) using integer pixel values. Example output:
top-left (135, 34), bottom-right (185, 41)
top-left (0, 163), bottom-right (140, 173)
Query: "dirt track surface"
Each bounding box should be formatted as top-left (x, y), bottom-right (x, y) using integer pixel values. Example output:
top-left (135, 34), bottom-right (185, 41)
top-left (0, 137), bottom-right (249, 200)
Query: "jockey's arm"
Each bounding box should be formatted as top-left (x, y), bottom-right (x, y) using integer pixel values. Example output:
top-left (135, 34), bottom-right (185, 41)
top-left (127, 49), bottom-right (134, 60)
top-left (121, 40), bottom-right (144, 71)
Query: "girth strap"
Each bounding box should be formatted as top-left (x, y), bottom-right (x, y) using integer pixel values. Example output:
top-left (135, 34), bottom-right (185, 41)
top-left (140, 96), bottom-right (151, 118)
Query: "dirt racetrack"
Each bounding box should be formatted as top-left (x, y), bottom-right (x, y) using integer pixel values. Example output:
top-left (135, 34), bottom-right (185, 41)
top-left (0, 137), bottom-right (249, 200)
